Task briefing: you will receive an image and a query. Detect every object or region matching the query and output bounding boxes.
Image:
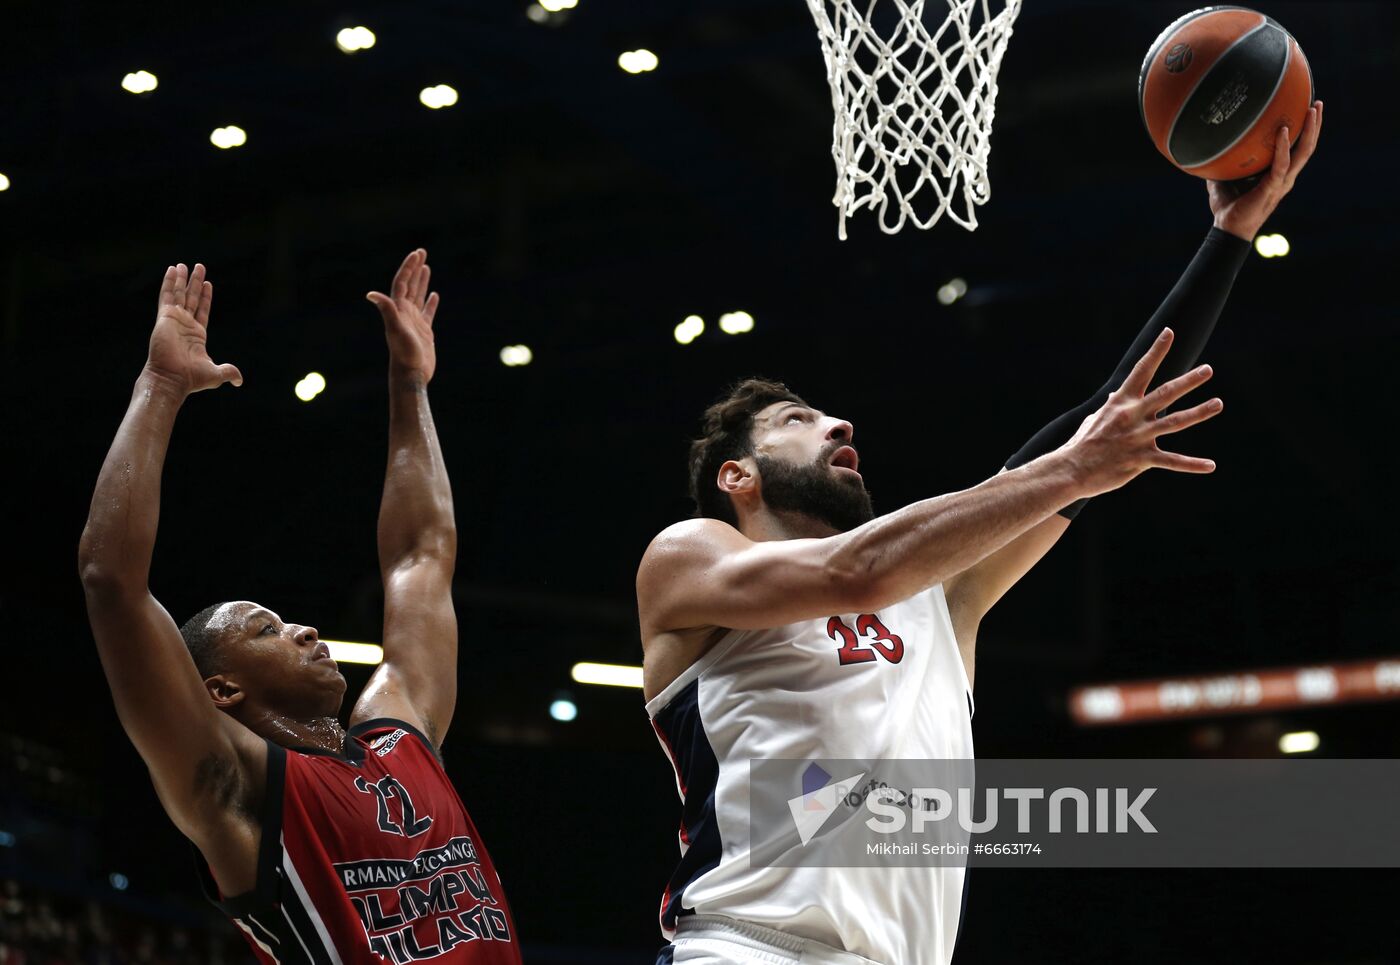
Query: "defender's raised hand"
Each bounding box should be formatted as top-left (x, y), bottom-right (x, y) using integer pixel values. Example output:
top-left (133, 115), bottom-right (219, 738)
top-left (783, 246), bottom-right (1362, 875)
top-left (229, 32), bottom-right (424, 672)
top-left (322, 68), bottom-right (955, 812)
top-left (1064, 328), bottom-right (1224, 497)
top-left (1209, 99), bottom-right (1323, 240)
top-left (367, 248), bottom-right (440, 383)
top-left (145, 263), bottom-right (243, 395)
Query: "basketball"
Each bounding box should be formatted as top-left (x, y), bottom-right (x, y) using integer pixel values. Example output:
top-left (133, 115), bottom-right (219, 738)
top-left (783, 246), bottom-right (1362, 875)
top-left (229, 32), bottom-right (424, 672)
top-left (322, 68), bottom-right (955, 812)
top-left (1139, 6), bottom-right (1313, 180)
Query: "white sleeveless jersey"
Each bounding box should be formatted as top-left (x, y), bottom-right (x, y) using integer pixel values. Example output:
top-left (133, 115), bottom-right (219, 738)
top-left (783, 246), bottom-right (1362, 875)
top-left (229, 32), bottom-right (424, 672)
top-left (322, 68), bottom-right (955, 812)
top-left (646, 583), bottom-right (975, 965)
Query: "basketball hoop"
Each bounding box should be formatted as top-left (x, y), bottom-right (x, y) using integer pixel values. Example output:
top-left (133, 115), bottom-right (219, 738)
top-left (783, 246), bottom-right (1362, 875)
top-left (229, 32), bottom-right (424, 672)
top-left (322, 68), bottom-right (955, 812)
top-left (804, 0), bottom-right (1024, 238)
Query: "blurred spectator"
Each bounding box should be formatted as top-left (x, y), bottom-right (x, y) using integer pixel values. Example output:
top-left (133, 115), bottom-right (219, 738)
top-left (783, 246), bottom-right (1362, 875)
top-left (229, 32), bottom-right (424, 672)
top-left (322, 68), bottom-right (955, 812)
top-left (0, 879), bottom-right (244, 964)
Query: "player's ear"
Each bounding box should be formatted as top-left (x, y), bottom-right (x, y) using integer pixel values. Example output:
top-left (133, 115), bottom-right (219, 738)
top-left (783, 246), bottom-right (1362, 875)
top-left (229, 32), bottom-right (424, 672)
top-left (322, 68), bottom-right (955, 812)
top-left (205, 675), bottom-right (246, 710)
top-left (716, 458), bottom-right (755, 498)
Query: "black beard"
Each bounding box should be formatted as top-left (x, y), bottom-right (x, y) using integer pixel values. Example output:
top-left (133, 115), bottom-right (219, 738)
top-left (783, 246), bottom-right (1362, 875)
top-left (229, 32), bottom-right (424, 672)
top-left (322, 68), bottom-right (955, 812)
top-left (754, 453), bottom-right (875, 533)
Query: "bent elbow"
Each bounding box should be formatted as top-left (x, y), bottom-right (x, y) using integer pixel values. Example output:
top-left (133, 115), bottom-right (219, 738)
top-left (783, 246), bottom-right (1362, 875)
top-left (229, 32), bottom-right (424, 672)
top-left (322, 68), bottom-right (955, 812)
top-left (78, 558), bottom-right (118, 593)
top-left (381, 528), bottom-right (457, 571)
top-left (823, 554), bottom-right (889, 614)
top-left (78, 529), bottom-right (117, 589)
top-left (78, 555), bottom-right (143, 600)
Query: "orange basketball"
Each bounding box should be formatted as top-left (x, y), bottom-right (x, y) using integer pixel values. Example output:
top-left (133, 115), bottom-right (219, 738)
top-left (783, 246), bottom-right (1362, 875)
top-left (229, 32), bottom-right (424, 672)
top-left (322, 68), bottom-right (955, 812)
top-left (1138, 6), bottom-right (1313, 180)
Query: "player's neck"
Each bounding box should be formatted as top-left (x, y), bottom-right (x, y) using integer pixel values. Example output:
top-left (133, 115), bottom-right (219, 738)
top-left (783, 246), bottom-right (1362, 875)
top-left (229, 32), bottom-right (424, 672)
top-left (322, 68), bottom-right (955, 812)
top-left (247, 711), bottom-right (347, 756)
top-left (742, 506), bottom-right (840, 541)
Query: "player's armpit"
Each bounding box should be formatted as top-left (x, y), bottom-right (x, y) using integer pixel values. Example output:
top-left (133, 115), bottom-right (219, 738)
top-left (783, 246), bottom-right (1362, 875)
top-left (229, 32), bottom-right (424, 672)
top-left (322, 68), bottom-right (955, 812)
top-left (350, 557), bottom-right (456, 750)
top-left (637, 518), bottom-right (877, 635)
top-left (80, 587), bottom-right (267, 843)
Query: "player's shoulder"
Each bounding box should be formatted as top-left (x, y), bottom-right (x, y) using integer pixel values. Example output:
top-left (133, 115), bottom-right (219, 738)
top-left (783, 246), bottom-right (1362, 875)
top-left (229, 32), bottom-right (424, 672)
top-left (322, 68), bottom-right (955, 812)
top-left (650, 516), bottom-right (742, 545)
top-left (349, 716), bottom-right (442, 766)
top-left (640, 518), bottom-right (748, 575)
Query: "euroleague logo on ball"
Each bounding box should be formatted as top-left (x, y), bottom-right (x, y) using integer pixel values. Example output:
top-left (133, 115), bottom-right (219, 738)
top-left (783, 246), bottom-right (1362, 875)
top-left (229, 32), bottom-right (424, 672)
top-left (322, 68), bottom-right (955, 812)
top-left (1164, 42), bottom-right (1193, 73)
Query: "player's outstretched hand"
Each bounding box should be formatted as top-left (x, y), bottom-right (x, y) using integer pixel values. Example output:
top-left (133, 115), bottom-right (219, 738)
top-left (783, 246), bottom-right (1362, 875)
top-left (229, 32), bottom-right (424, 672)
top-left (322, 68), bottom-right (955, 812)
top-left (1208, 99), bottom-right (1323, 241)
top-left (1064, 328), bottom-right (1223, 498)
top-left (367, 248), bottom-right (440, 383)
top-left (145, 263), bottom-right (243, 395)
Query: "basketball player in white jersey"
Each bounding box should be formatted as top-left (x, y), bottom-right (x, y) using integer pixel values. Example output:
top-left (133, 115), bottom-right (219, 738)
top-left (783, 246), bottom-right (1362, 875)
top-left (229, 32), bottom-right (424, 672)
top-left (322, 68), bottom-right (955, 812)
top-left (638, 104), bottom-right (1321, 965)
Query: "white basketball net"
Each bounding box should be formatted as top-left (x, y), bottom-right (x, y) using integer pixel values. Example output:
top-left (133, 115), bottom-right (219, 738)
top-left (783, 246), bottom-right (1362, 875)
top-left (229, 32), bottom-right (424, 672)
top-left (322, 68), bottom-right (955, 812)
top-left (805, 0), bottom-right (1023, 238)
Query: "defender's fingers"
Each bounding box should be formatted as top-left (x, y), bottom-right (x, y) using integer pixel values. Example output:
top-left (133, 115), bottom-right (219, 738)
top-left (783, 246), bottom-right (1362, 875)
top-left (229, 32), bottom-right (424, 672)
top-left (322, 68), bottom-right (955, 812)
top-left (391, 250), bottom-right (419, 300)
top-left (1153, 449), bottom-right (1216, 474)
top-left (158, 265), bottom-right (177, 306)
top-left (1143, 363), bottom-right (1214, 413)
top-left (366, 290), bottom-right (398, 321)
top-left (405, 252), bottom-right (428, 302)
top-left (415, 264), bottom-right (431, 307)
top-left (185, 264), bottom-right (206, 313)
top-left (216, 362), bottom-right (243, 388)
top-left (195, 280), bottom-right (213, 327)
top-left (171, 263), bottom-right (188, 304)
top-left (1152, 397), bottom-right (1223, 435)
top-left (1120, 328), bottom-right (1175, 397)
top-left (424, 291), bottom-right (440, 326)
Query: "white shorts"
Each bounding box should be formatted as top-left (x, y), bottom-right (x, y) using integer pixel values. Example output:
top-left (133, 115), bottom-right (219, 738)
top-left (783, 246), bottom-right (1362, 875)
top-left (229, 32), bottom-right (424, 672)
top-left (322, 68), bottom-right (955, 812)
top-left (665, 915), bottom-right (886, 965)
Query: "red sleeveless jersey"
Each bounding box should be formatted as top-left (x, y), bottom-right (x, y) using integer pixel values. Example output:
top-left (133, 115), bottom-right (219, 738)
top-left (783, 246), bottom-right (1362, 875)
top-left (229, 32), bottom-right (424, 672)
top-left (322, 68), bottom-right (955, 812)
top-left (197, 718), bottom-right (521, 964)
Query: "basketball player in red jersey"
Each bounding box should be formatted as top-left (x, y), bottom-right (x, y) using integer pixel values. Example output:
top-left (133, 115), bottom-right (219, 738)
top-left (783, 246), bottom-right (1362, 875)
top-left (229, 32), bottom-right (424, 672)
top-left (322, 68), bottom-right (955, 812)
top-left (79, 250), bottom-right (521, 964)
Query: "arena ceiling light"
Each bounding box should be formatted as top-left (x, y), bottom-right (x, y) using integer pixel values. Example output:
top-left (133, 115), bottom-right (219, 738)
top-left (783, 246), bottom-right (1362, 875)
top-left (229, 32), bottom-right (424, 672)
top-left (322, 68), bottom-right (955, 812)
top-left (335, 26), bottom-right (376, 53)
top-left (499, 344), bottom-right (533, 367)
top-left (527, 0), bottom-right (576, 24)
top-left (549, 698), bottom-right (578, 722)
top-left (1279, 730), bottom-right (1320, 754)
top-left (673, 314), bottom-right (704, 345)
top-left (294, 371), bottom-right (327, 401)
top-left (618, 49), bottom-right (659, 74)
top-left (209, 125), bottom-right (247, 149)
top-left (571, 661), bottom-right (644, 688)
top-left (1254, 233), bottom-right (1290, 258)
top-left (121, 70), bottom-right (158, 94)
top-left (718, 311), bottom-right (755, 335)
top-left (321, 640), bottom-right (385, 665)
top-left (936, 277), bottom-right (968, 305)
top-left (0, 173), bottom-right (9, 192)
top-left (419, 84), bottom-right (459, 109)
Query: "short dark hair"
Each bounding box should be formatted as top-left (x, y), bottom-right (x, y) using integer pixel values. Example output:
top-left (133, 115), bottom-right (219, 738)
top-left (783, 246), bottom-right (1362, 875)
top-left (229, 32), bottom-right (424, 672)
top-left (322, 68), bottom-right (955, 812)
top-left (688, 378), bottom-right (808, 525)
top-left (180, 603), bottom-right (231, 678)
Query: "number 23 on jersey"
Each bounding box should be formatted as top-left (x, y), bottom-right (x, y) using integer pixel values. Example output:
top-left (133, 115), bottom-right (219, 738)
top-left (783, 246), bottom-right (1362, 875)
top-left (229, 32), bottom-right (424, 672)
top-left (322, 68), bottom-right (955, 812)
top-left (828, 614), bottom-right (905, 666)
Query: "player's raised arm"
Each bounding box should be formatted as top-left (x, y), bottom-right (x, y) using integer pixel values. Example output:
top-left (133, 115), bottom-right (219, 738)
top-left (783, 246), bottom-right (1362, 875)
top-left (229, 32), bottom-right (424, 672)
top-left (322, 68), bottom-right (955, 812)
top-left (943, 102), bottom-right (1324, 628)
top-left (1004, 101), bottom-right (1322, 512)
top-left (639, 330), bottom-right (1219, 638)
top-left (77, 265), bottom-right (263, 847)
top-left (351, 249), bottom-right (457, 750)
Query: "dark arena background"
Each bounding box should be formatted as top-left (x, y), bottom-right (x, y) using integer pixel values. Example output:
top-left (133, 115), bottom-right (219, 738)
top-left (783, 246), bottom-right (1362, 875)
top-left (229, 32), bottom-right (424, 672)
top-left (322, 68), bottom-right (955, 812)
top-left (2, 1), bottom-right (1398, 962)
